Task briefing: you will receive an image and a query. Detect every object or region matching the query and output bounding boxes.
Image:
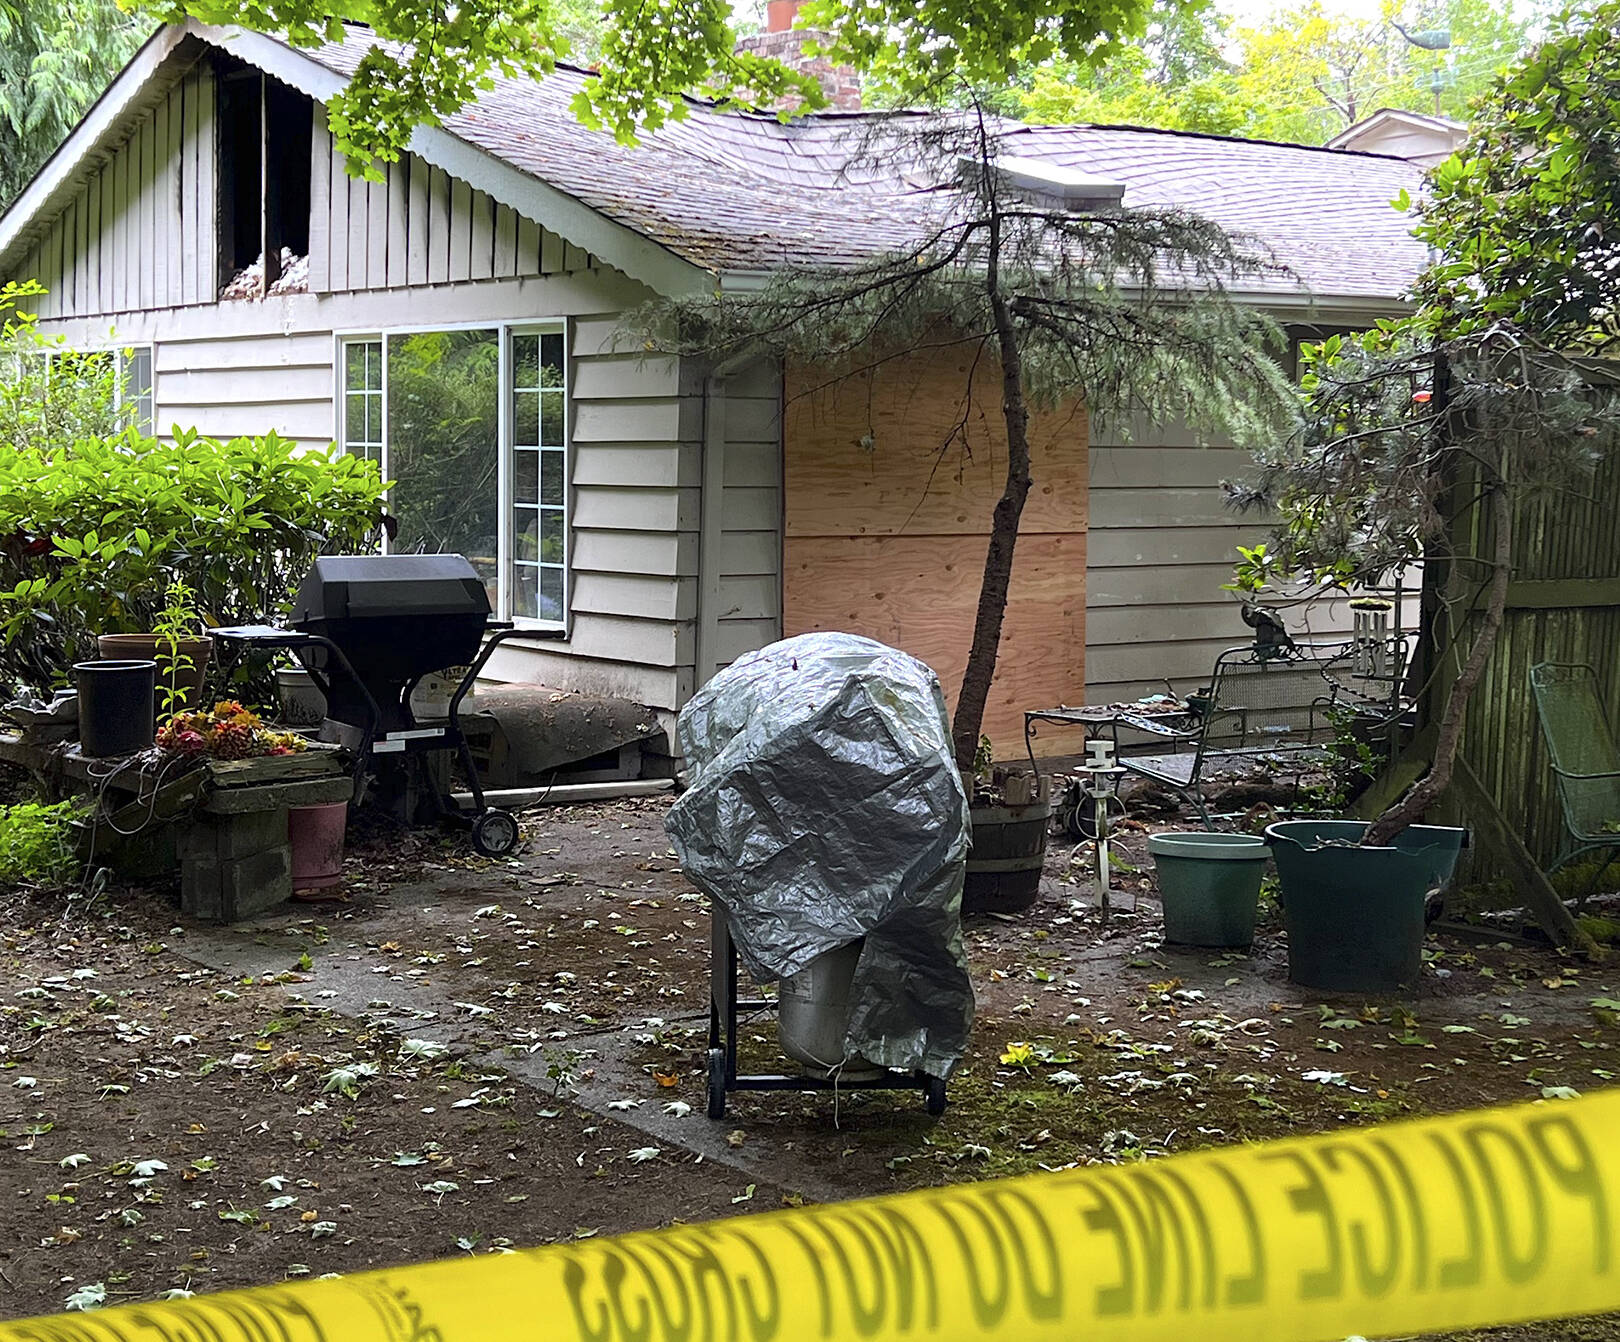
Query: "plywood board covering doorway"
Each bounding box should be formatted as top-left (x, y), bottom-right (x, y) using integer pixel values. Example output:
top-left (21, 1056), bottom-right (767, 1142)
top-left (782, 348), bottom-right (1089, 756)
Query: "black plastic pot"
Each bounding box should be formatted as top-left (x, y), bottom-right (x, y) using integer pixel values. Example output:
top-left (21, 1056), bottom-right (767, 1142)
top-left (74, 659), bottom-right (158, 758)
top-left (1265, 819), bottom-right (1465, 993)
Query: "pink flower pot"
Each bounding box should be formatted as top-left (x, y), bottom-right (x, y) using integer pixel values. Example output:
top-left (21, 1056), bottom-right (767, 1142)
top-left (288, 802), bottom-right (347, 891)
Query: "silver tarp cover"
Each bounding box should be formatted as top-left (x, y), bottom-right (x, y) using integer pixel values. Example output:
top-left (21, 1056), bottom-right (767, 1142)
top-left (666, 632), bottom-right (973, 1078)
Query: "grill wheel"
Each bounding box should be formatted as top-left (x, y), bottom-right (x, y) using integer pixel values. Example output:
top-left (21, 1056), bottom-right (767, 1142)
top-left (471, 809), bottom-right (521, 857)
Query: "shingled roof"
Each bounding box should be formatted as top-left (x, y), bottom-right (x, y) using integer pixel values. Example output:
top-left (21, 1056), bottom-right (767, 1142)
top-left (0, 22), bottom-right (1430, 307)
top-left (302, 30), bottom-right (1428, 305)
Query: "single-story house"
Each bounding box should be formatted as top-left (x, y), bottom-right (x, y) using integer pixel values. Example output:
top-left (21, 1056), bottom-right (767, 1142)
top-left (0, 15), bottom-right (1429, 755)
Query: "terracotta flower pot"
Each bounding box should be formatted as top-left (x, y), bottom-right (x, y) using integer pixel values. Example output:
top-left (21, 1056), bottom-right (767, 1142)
top-left (97, 633), bottom-right (214, 715)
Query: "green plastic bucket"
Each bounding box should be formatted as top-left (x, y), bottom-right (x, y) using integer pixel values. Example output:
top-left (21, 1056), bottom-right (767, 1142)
top-left (1148, 832), bottom-right (1271, 948)
top-left (1265, 820), bottom-right (1465, 994)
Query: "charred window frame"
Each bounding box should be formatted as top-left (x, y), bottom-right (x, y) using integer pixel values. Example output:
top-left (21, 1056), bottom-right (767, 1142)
top-left (217, 59), bottom-right (313, 294)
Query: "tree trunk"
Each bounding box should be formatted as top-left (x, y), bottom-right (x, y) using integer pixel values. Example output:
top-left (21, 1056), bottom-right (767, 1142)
top-left (951, 272), bottom-right (1032, 776)
top-left (1362, 476), bottom-right (1513, 846)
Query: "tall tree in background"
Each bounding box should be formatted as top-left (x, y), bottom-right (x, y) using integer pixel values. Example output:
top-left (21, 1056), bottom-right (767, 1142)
top-left (0, 0), bottom-right (143, 209)
top-left (1003, 0), bottom-right (1549, 144)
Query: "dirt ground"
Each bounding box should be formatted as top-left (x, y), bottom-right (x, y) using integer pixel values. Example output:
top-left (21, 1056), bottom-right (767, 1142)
top-left (2, 789), bottom-right (1617, 1337)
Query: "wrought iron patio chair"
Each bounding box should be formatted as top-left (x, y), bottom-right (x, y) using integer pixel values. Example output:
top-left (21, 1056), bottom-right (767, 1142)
top-left (1529, 661), bottom-right (1620, 897)
top-left (1112, 641), bottom-right (1352, 828)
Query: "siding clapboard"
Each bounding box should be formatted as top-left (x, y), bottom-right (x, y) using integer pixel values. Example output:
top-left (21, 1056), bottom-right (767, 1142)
top-left (307, 127), bottom-right (592, 295)
top-left (1087, 434), bottom-right (1367, 706)
top-left (19, 65), bottom-right (216, 320)
top-left (715, 359), bottom-right (783, 667)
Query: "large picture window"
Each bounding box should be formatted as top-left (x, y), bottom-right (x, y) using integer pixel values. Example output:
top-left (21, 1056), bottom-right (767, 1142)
top-left (338, 325), bottom-right (568, 627)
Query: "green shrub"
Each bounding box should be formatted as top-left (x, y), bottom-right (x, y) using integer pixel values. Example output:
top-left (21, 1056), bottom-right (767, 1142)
top-left (0, 429), bottom-right (388, 693)
top-left (0, 799), bottom-right (80, 887)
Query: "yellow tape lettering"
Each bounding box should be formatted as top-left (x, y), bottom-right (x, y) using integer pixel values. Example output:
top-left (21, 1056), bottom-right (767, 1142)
top-left (1431, 1134), bottom-right (1484, 1289)
top-left (1259, 1150), bottom-right (1342, 1302)
top-left (1527, 1111), bottom-right (1611, 1273)
top-left (1371, 1137), bottom-right (1430, 1291)
top-left (1317, 1142), bottom-right (1401, 1298)
top-left (1462, 1122), bottom-right (1548, 1285)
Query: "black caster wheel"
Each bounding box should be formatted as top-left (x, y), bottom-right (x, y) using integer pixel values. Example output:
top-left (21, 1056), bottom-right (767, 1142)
top-left (1066, 790), bottom-right (1099, 840)
top-left (707, 1048), bottom-right (728, 1120)
top-left (471, 808), bottom-right (520, 857)
top-left (924, 1075), bottom-right (947, 1117)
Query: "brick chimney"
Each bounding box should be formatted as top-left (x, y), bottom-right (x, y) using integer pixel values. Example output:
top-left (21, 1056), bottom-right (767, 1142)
top-left (735, 0), bottom-right (862, 112)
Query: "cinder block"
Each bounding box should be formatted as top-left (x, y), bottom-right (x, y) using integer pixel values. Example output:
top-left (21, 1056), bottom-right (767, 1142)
top-left (180, 810), bottom-right (288, 862)
top-left (181, 846), bottom-right (292, 922)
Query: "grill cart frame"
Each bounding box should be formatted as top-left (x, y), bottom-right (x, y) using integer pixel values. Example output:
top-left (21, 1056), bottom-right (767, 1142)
top-left (211, 555), bottom-right (562, 856)
top-left (704, 915), bottom-right (948, 1120)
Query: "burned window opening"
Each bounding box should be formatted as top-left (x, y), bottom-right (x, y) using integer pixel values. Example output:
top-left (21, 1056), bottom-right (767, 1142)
top-left (217, 60), bottom-right (313, 299)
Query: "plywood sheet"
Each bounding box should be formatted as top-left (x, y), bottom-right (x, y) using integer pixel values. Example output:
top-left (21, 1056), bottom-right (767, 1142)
top-left (784, 353), bottom-right (1088, 538)
top-left (785, 532), bottom-right (1086, 753)
top-left (783, 348), bottom-right (1089, 756)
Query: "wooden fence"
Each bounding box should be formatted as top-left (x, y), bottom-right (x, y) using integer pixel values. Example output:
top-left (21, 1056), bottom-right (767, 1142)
top-left (1435, 450), bottom-right (1620, 883)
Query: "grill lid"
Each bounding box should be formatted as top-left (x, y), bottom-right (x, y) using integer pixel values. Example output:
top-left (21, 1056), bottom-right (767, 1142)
top-left (292, 555), bottom-right (492, 624)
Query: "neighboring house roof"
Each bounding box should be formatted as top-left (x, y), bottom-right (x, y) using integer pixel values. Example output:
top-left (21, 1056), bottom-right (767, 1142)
top-left (1326, 107), bottom-right (1467, 166)
top-left (0, 21), bottom-right (1430, 308)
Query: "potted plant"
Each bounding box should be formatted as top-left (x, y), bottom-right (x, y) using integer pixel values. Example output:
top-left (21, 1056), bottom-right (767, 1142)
top-left (98, 576), bottom-right (214, 717)
top-left (1147, 830), bottom-right (1271, 948)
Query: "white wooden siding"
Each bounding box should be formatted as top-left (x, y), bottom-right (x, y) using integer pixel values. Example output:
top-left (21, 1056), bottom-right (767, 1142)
top-left (151, 332), bottom-right (335, 446)
top-left (1086, 437), bottom-right (1361, 704)
top-left (11, 65), bottom-right (593, 318)
top-left (308, 128), bottom-right (592, 295)
top-left (16, 64), bottom-right (215, 320)
top-left (714, 359), bottom-right (783, 667)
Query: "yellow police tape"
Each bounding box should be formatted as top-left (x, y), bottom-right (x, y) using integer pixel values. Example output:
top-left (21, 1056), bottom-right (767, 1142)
top-left (5, 1088), bottom-right (1618, 1342)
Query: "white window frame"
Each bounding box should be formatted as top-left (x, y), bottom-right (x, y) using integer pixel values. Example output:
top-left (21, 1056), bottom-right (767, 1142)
top-left (31, 341), bottom-right (155, 435)
top-left (115, 344), bottom-right (155, 436)
top-left (334, 321), bottom-right (570, 633)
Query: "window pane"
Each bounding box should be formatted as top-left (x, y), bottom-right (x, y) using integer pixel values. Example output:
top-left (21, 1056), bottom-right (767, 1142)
top-left (514, 451), bottom-right (538, 504)
top-left (345, 393), bottom-right (365, 445)
top-left (540, 451), bottom-right (564, 506)
top-left (513, 508), bottom-right (538, 561)
top-left (388, 329), bottom-right (501, 606)
top-left (512, 564), bottom-right (538, 619)
top-left (538, 566), bottom-right (564, 623)
top-left (513, 334), bottom-right (538, 390)
top-left (513, 389), bottom-right (538, 447)
top-left (540, 333), bottom-right (564, 387)
top-left (366, 342), bottom-right (382, 392)
top-left (539, 391), bottom-right (564, 447)
top-left (540, 509), bottom-right (564, 565)
top-left (346, 342), bottom-right (368, 391)
top-left (118, 347), bottom-right (154, 435)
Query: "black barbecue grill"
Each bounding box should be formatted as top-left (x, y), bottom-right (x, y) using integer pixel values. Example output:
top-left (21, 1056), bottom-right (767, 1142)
top-left (213, 554), bottom-right (561, 856)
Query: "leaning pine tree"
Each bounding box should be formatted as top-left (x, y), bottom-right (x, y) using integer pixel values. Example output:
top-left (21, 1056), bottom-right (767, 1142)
top-left (638, 100), bottom-right (1293, 780)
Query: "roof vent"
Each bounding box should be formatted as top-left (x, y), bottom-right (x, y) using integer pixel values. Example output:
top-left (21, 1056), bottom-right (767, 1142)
top-left (966, 154), bottom-right (1127, 210)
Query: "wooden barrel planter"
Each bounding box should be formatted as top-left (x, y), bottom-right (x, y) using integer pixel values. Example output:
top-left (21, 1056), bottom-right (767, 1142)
top-left (963, 798), bottom-right (1052, 915)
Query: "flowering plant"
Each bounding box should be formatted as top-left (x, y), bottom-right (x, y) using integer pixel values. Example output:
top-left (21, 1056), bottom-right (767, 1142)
top-left (155, 701), bottom-right (307, 760)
